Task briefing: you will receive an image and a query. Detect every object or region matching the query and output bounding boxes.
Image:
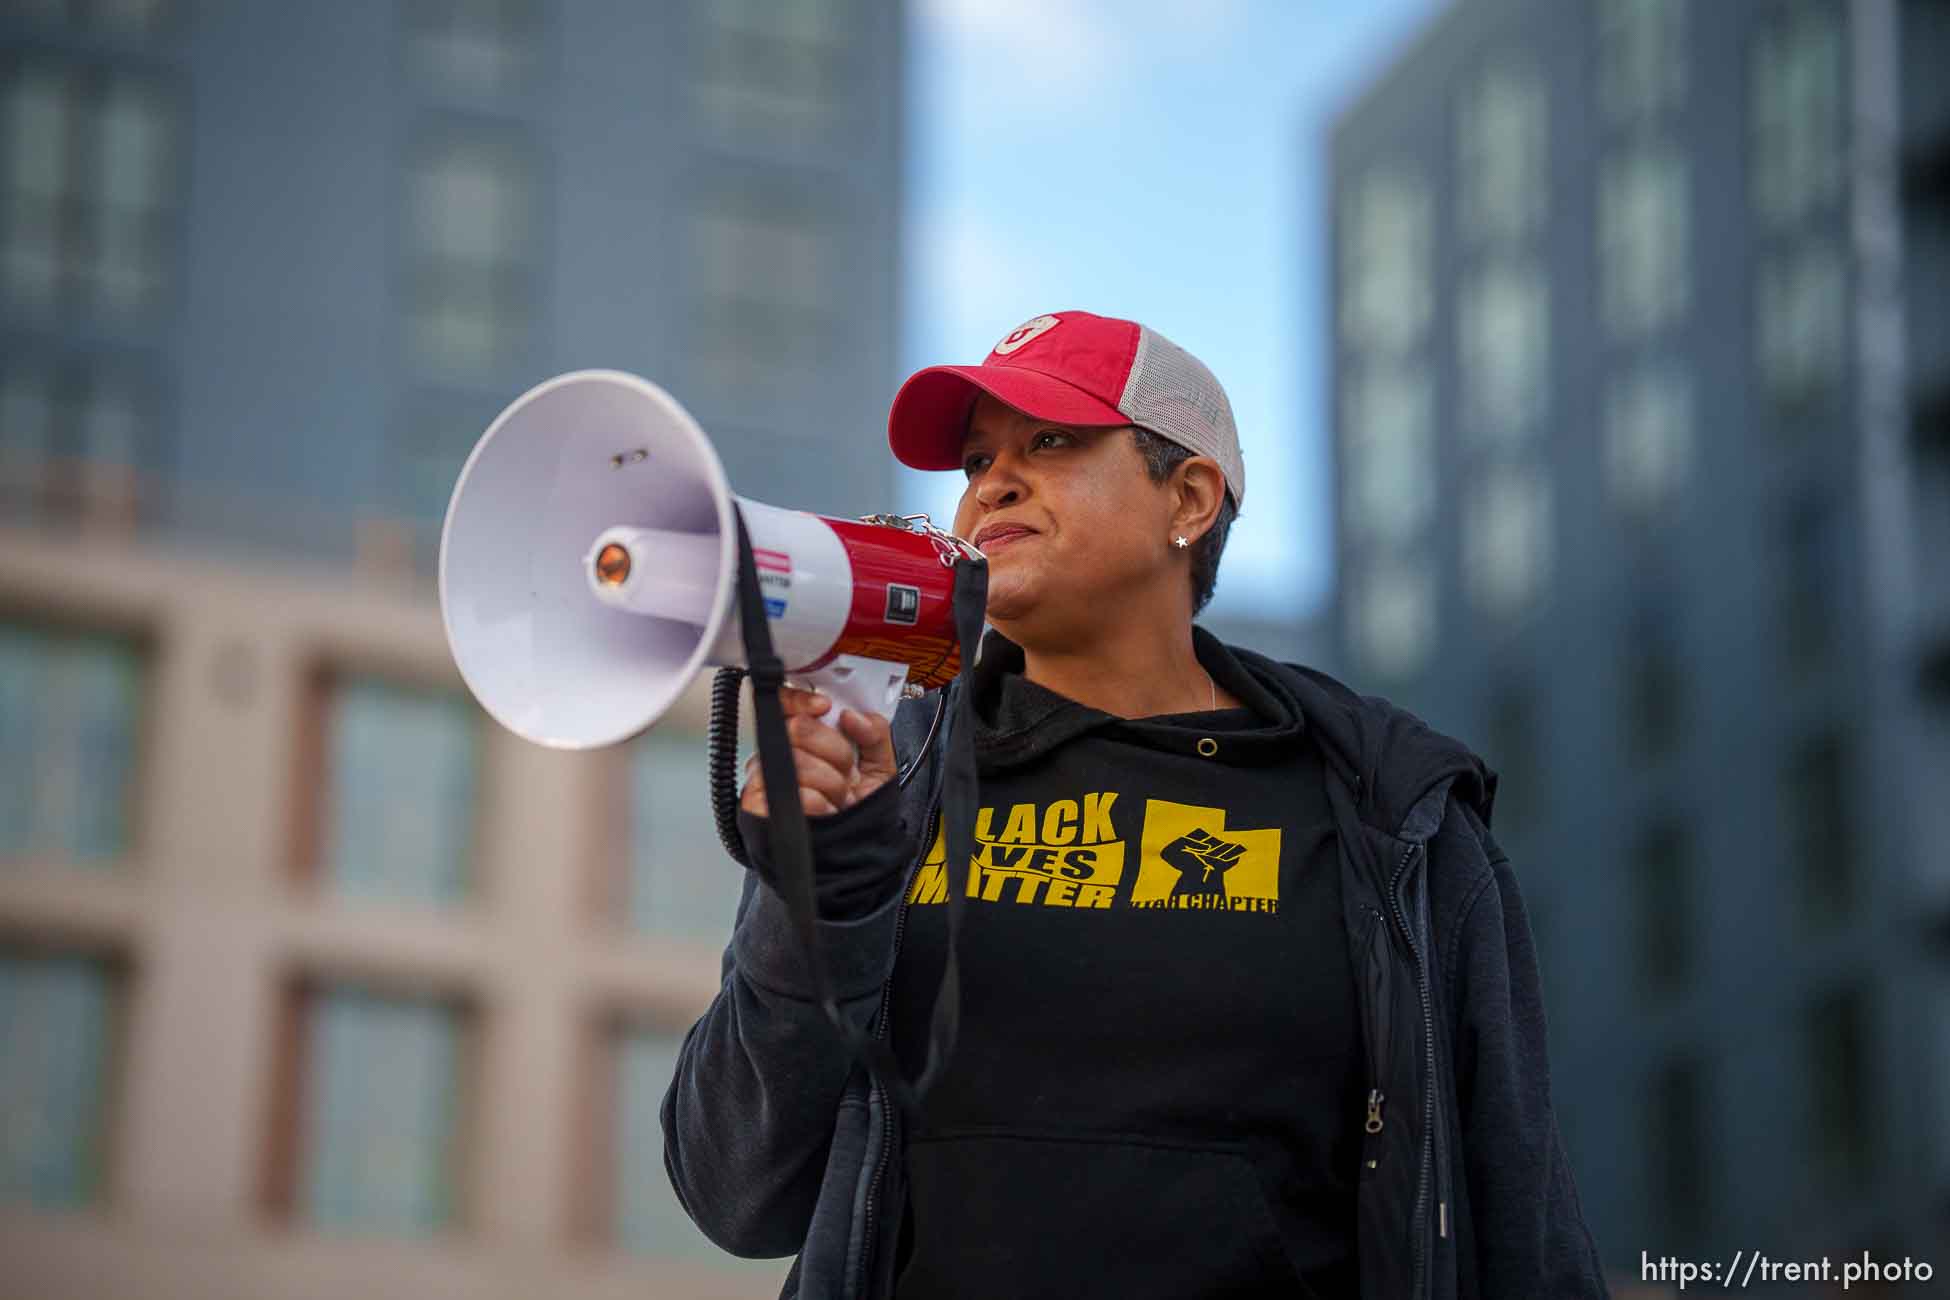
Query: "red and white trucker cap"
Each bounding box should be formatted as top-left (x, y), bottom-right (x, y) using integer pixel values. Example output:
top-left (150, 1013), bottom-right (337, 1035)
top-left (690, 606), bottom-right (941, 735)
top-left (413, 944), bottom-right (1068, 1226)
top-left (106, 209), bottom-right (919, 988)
top-left (887, 310), bottom-right (1246, 510)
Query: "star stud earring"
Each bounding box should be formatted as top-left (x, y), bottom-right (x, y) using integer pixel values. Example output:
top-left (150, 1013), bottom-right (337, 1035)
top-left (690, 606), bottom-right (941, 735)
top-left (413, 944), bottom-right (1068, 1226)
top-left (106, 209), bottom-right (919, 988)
top-left (1173, 535), bottom-right (1190, 548)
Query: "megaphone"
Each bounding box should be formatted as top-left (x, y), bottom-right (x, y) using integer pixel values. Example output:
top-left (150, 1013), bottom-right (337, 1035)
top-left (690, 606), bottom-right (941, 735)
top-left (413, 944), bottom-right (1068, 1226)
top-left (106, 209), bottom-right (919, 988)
top-left (438, 369), bottom-right (983, 750)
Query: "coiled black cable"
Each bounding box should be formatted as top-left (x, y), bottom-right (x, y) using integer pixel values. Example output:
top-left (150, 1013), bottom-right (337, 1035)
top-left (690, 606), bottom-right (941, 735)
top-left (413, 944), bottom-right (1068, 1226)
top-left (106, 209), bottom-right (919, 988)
top-left (707, 665), bottom-right (949, 869)
top-left (708, 666), bottom-right (753, 868)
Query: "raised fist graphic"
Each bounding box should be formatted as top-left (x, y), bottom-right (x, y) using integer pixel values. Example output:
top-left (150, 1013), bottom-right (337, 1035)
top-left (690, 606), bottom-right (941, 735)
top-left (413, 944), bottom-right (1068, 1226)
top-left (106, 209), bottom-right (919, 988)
top-left (1160, 827), bottom-right (1247, 900)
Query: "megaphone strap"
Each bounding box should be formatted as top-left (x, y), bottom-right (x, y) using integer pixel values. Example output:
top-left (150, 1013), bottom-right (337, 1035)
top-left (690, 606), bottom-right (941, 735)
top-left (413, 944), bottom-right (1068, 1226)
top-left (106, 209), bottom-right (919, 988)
top-left (908, 538), bottom-right (986, 1106)
top-left (731, 503), bottom-right (985, 1120)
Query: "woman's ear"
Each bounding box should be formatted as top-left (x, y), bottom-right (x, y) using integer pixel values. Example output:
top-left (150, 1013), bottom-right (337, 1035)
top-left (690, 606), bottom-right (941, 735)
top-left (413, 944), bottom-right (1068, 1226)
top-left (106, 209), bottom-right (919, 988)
top-left (1172, 457), bottom-right (1227, 541)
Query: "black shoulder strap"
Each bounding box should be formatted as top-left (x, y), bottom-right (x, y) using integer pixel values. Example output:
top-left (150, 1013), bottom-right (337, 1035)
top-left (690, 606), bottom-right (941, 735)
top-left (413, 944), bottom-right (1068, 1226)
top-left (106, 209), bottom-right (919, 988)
top-left (733, 503), bottom-right (984, 1118)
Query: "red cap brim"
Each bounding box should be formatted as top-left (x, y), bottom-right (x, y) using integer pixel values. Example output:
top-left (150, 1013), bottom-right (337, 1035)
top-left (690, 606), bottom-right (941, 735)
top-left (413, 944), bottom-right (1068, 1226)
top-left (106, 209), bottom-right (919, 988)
top-left (887, 364), bottom-right (1130, 470)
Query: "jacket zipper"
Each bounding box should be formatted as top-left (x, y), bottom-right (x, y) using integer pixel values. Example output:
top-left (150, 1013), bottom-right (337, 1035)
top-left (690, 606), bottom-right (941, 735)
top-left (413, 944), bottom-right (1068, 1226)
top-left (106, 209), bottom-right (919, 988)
top-left (1361, 905), bottom-right (1389, 1141)
top-left (858, 798), bottom-right (943, 1294)
top-left (1387, 838), bottom-right (1441, 1297)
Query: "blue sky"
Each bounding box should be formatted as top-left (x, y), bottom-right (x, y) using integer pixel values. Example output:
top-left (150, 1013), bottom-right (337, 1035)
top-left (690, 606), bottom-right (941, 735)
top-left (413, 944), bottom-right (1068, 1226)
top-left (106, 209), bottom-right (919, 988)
top-left (896, 0), bottom-right (1443, 624)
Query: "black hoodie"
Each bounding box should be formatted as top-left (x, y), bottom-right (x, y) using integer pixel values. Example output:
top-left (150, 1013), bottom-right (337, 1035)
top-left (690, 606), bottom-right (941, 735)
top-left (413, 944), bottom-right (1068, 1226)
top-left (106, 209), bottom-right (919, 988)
top-left (679, 626), bottom-right (1611, 1300)
top-left (884, 630), bottom-right (1362, 1297)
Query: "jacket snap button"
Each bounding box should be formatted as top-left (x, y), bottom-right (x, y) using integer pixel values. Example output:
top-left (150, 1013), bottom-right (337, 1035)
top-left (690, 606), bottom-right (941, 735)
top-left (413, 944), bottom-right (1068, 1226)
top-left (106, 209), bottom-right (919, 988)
top-left (1196, 737), bottom-right (1218, 757)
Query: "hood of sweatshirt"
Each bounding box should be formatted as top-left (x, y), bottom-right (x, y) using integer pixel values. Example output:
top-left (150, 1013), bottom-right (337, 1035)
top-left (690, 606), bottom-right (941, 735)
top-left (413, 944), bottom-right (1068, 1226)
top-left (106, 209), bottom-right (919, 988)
top-left (961, 625), bottom-right (1497, 835)
top-left (967, 625), bottom-right (1307, 772)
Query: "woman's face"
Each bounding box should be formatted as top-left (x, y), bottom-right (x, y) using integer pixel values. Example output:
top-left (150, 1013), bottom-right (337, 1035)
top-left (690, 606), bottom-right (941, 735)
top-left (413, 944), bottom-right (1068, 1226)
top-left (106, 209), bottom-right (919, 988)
top-left (951, 392), bottom-right (1180, 637)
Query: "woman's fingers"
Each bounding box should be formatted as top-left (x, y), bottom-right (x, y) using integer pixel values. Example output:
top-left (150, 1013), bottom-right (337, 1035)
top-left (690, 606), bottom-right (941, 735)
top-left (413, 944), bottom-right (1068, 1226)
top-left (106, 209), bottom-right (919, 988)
top-left (784, 709), bottom-right (859, 773)
top-left (739, 688), bottom-right (874, 818)
top-left (777, 685), bottom-right (830, 716)
top-left (771, 745), bottom-right (856, 806)
top-left (736, 688), bottom-right (914, 817)
top-left (741, 750), bottom-right (854, 811)
top-left (837, 708), bottom-right (897, 800)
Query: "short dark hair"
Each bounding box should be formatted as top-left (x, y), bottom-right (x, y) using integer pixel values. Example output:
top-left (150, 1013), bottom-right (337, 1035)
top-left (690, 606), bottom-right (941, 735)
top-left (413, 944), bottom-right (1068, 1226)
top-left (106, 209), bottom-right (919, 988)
top-left (1129, 426), bottom-right (1236, 617)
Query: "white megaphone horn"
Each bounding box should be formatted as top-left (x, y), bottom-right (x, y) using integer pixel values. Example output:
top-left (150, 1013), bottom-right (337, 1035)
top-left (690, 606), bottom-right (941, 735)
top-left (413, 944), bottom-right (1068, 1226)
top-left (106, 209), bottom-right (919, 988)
top-left (439, 369), bottom-right (983, 750)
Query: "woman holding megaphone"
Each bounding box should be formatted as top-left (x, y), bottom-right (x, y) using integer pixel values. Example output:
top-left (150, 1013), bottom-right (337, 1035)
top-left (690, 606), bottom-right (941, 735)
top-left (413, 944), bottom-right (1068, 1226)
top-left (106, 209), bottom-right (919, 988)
top-left (663, 311), bottom-right (1609, 1300)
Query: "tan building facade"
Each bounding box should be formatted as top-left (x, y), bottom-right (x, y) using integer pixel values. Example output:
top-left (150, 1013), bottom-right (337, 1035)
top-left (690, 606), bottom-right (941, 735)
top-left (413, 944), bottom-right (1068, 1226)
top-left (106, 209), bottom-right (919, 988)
top-left (0, 521), bottom-right (788, 1299)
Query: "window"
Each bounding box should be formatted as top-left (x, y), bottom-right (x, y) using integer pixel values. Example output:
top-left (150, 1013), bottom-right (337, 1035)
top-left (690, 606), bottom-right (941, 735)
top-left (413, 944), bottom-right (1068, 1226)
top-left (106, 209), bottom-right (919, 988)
top-left (0, 59), bottom-right (180, 319)
top-left (691, 0), bottom-right (855, 147)
top-left (1483, 680), bottom-right (1541, 836)
top-left (1935, 978), bottom-right (1950, 1194)
top-left (686, 173), bottom-right (838, 399)
top-left (605, 1024), bottom-right (715, 1257)
top-left (1462, 462), bottom-right (1552, 617)
top-left (1599, 144), bottom-right (1690, 340)
top-left (629, 730), bottom-right (746, 941)
top-left (0, 619), bottom-right (144, 866)
top-left (1643, 1056), bottom-right (1709, 1249)
top-left (1525, 891), bottom-right (1557, 1012)
top-left (404, 129), bottom-right (536, 374)
top-left (1342, 360), bottom-right (1434, 547)
top-left (1803, 984), bottom-right (1875, 1190)
top-left (393, 391), bottom-right (501, 536)
top-left (0, 355), bottom-right (159, 529)
top-left (0, 355), bottom-right (156, 470)
top-left (1621, 621), bottom-right (1686, 763)
top-left (1348, 558), bottom-right (1434, 681)
top-left (282, 984), bottom-right (469, 1235)
top-left (0, 361), bottom-right (56, 515)
top-left (1599, 0), bottom-right (1686, 125)
top-left (1604, 359), bottom-right (1693, 515)
top-left (1783, 730), bottom-right (1855, 930)
top-left (590, 1020), bottom-right (794, 1274)
top-left (317, 675), bottom-right (480, 907)
top-left (1779, 497), bottom-right (1834, 674)
top-left (1458, 259), bottom-right (1550, 442)
top-left (0, 949), bottom-right (121, 1210)
top-left (91, 75), bottom-right (173, 316)
top-left (1339, 166), bottom-right (1432, 355)
top-left (1458, 59), bottom-right (1547, 246)
top-left (1751, 3), bottom-right (1845, 228)
top-left (1756, 243), bottom-right (1847, 419)
top-left (1631, 819), bottom-right (1694, 1000)
top-left (404, 0), bottom-right (540, 98)
top-left (5, 363), bottom-right (50, 470)
top-left (614, 1026), bottom-right (687, 1251)
top-left (1, 62), bottom-right (68, 309)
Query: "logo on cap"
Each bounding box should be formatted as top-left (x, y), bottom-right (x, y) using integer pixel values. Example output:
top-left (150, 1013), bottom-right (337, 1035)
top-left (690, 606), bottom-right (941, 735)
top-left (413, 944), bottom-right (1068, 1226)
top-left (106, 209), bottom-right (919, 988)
top-left (992, 314), bottom-right (1061, 356)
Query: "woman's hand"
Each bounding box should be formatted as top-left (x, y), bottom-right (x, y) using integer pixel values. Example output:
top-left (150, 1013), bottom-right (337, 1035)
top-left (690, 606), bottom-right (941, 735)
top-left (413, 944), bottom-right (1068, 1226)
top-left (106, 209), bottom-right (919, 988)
top-left (740, 686), bottom-right (899, 818)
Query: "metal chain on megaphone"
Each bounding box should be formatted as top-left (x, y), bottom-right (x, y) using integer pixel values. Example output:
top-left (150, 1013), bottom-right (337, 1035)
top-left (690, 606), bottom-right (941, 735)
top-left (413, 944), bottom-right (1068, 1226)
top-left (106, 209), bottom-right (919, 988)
top-left (855, 511), bottom-right (989, 569)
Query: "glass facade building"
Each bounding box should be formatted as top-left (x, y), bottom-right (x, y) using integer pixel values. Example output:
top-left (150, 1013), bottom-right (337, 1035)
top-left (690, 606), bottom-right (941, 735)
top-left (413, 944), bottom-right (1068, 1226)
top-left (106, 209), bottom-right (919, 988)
top-left (0, 2), bottom-right (904, 1295)
top-left (1329, 0), bottom-right (1950, 1270)
top-left (1, 0), bottom-right (905, 567)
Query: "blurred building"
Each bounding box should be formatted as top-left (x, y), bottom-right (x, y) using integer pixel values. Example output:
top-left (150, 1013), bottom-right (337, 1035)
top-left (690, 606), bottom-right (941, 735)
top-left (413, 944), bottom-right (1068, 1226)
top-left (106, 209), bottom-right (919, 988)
top-left (1329, 0), bottom-right (1949, 1284)
top-left (0, 1), bottom-right (905, 1297)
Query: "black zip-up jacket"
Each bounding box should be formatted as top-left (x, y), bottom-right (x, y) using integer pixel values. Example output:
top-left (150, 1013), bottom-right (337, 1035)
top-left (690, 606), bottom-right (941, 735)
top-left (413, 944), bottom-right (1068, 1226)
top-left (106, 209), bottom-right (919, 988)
top-left (662, 628), bottom-right (1611, 1299)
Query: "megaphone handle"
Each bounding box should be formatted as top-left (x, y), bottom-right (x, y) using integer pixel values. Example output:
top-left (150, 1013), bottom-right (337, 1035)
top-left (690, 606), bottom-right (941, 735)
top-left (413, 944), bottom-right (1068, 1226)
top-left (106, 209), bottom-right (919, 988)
top-left (794, 654), bottom-right (911, 728)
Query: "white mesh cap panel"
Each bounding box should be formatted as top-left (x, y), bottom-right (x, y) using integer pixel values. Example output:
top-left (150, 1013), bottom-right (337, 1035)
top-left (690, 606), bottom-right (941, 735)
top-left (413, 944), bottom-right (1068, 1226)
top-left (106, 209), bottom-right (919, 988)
top-left (1119, 325), bottom-right (1246, 509)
